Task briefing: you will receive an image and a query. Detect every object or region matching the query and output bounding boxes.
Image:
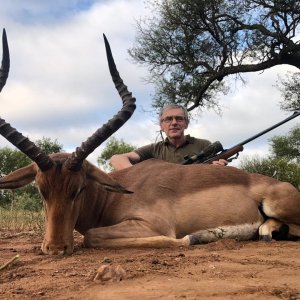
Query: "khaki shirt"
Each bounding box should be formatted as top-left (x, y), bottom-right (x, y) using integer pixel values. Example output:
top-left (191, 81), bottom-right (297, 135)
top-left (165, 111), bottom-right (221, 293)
top-left (134, 135), bottom-right (211, 164)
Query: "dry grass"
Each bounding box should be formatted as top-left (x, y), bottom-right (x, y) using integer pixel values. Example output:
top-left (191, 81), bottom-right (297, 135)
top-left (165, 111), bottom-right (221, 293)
top-left (0, 207), bottom-right (45, 232)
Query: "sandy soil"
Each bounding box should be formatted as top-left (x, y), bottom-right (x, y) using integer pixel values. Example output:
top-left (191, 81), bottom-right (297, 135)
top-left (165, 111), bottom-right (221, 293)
top-left (1, 231), bottom-right (300, 300)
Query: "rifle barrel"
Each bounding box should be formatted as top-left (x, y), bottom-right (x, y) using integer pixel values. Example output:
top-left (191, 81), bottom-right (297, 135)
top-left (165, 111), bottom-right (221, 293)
top-left (233, 111), bottom-right (300, 147)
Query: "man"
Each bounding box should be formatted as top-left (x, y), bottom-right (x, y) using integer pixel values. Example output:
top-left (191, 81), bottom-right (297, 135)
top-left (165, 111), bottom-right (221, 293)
top-left (110, 104), bottom-right (227, 170)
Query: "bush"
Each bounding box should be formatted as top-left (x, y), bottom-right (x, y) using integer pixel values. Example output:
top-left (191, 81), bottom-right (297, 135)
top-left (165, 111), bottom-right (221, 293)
top-left (240, 156), bottom-right (300, 190)
top-left (0, 185), bottom-right (43, 211)
top-left (13, 193), bottom-right (43, 212)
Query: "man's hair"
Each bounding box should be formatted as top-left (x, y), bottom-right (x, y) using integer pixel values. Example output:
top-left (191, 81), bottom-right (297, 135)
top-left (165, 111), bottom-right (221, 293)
top-left (159, 104), bottom-right (189, 124)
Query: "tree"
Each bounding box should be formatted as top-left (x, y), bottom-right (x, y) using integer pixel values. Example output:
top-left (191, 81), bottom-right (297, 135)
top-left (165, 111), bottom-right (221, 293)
top-left (98, 137), bottom-right (136, 171)
top-left (0, 147), bottom-right (31, 175)
top-left (130, 0), bottom-right (300, 112)
top-left (270, 125), bottom-right (300, 162)
top-left (0, 137), bottom-right (63, 176)
top-left (274, 70), bottom-right (300, 162)
top-left (0, 137), bottom-right (64, 209)
top-left (241, 68), bottom-right (299, 189)
top-left (240, 125), bottom-right (300, 189)
top-left (36, 137), bottom-right (63, 155)
top-left (0, 147), bottom-right (32, 207)
top-left (240, 156), bottom-right (299, 189)
top-left (277, 71), bottom-right (300, 111)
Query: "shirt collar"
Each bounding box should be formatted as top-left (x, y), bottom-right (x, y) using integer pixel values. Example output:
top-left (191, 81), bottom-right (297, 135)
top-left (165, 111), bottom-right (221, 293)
top-left (164, 135), bottom-right (194, 145)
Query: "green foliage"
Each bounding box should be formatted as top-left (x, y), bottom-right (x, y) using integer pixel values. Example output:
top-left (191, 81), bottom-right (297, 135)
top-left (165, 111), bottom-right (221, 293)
top-left (14, 192), bottom-right (43, 212)
top-left (240, 125), bottom-right (300, 189)
top-left (277, 72), bottom-right (300, 112)
top-left (131, 0), bottom-right (300, 112)
top-left (240, 68), bottom-right (300, 188)
top-left (240, 156), bottom-right (300, 189)
top-left (98, 137), bottom-right (136, 171)
top-left (0, 137), bottom-right (64, 210)
top-left (0, 147), bottom-right (31, 174)
top-left (0, 148), bottom-right (34, 207)
top-left (0, 137), bottom-right (63, 176)
top-left (270, 126), bottom-right (300, 162)
top-left (36, 137), bottom-right (63, 154)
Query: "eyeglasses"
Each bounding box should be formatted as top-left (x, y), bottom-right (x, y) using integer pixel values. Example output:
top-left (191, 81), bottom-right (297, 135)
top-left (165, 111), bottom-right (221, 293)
top-left (161, 115), bottom-right (186, 123)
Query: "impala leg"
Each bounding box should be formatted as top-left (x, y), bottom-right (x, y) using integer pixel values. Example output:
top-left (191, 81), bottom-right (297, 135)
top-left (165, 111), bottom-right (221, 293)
top-left (188, 221), bottom-right (262, 245)
top-left (287, 224), bottom-right (300, 240)
top-left (84, 235), bottom-right (190, 248)
top-left (262, 182), bottom-right (300, 226)
top-left (83, 220), bottom-right (190, 249)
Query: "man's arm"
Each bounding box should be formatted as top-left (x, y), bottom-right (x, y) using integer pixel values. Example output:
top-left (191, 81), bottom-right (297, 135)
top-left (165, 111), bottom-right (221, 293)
top-left (110, 151), bottom-right (141, 170)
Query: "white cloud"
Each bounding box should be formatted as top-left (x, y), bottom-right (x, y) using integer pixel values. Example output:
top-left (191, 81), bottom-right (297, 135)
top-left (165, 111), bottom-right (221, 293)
top-left (0, 0), bottom-right (299, 168)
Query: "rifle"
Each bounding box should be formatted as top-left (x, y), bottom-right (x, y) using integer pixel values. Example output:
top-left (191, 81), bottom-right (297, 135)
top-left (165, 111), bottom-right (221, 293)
top-left (182, 111), bottom-right (300, 165)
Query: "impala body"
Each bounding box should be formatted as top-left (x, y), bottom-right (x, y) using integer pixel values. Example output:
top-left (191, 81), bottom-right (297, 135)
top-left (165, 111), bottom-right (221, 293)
top-left (0, 29), bottom-right (299, 255)
top-left (1, 154), bottom-right (300, 255)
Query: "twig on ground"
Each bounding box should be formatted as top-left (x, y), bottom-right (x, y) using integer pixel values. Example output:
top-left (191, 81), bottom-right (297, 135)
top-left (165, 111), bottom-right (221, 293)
top-left (0, 254), bottom-right (20, 271)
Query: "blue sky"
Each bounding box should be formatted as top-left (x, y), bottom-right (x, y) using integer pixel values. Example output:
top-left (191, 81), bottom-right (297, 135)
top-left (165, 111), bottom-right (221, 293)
top-left (0, 0), bottom-right (299, 167)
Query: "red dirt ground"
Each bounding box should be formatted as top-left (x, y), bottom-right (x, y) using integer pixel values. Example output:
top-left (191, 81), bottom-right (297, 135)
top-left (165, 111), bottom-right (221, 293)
top-left (1, 231), bottom-right (300, 300)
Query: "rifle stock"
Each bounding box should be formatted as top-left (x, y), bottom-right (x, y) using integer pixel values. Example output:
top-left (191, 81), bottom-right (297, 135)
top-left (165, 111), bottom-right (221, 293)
top-left (202, 145), bottom-right (244, 164)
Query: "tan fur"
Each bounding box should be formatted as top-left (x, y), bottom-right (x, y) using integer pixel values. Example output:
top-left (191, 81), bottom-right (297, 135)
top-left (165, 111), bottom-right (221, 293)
top-left (0, 155), bottom-right (299, 254)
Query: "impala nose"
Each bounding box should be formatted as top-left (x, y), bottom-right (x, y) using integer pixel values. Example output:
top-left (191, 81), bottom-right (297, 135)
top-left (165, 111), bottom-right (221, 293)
top-left (42, 240), bottom-right (74, 255)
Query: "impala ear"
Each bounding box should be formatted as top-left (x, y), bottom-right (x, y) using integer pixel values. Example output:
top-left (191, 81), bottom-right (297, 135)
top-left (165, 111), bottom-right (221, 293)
top-left (102, 183), bottom-right (133, 194)
top-left (87, 164), bottom-right (133, 194)
top-left (0, 163), bottom-right (37, 189)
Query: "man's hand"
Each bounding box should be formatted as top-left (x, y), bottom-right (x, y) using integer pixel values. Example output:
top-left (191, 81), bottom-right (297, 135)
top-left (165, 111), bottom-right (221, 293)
top-left (212, 159), bottom-right (228, 166)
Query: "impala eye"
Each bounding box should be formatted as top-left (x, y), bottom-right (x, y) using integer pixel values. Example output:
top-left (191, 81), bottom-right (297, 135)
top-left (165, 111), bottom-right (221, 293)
top-left (72, 186), bottom-right (86, 200)
top-left (78, 186), bottom-right (86, 196)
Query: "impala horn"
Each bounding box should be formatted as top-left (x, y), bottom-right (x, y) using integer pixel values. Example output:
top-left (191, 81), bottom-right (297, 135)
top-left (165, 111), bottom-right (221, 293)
top-left (0, 29), bottom-right (54, 171)
top-left (0, 29), bottom-right (9, 92)
top-left (0, 31), bottom-right (136, 172)
top-left (66, 34), bottom-right (136, 171)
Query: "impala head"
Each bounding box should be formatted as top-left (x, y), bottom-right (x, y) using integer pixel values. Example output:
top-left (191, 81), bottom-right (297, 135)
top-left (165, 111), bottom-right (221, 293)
top-left (0, 29), bottom-right (135, 255)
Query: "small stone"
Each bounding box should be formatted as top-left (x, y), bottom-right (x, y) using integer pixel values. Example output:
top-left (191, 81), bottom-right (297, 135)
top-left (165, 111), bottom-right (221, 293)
top-left (93, 264), bottom-right (126, 283)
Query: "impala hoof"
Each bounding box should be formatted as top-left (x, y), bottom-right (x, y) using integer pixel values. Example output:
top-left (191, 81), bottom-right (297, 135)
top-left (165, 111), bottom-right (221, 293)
top-left (259, 235), bottom-right (272, 242)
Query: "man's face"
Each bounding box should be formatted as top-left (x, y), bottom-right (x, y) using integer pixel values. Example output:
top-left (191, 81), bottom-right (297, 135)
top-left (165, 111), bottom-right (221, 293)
top-left (160, 108), bottom-right (188, 140)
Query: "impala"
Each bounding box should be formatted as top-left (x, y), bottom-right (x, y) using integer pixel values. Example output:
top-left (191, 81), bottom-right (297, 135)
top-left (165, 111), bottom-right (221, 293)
top-left (0, 29), bottom-right (299, 255)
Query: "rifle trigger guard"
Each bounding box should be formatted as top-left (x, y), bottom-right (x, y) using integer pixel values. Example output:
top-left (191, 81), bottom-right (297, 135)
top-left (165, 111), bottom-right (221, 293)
top-left (227, 152), bottom-right (239, 162)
